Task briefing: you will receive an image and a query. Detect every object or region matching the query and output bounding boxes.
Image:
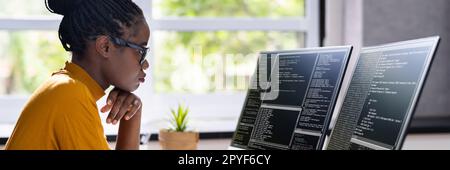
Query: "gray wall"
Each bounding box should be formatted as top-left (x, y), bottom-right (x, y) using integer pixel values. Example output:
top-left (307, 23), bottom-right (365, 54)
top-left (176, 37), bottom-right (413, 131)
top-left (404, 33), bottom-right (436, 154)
top-left (363, 0), bottom-right (450, 119)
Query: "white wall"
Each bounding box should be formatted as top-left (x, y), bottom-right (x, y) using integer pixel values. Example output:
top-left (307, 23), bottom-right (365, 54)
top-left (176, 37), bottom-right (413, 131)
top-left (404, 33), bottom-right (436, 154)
top-left (325, 0), bottom-right (450, 128)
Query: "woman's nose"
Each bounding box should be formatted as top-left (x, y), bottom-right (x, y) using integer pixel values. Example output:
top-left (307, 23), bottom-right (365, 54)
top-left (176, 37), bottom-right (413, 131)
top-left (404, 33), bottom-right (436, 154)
top-left (142, 60), bottom-right (150, 70)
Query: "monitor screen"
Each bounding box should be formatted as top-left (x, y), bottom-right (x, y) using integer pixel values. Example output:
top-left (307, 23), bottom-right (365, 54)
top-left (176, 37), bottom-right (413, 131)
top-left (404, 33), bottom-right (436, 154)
top-left (230, 46), bottom-right (353, 150)
top-left (326, 37), bottom-right (440, 150)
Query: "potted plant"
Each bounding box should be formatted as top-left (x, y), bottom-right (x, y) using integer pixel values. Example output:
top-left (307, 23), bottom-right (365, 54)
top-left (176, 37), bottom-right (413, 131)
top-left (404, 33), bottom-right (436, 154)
top-left (159, 104), bottom-right (199, 150)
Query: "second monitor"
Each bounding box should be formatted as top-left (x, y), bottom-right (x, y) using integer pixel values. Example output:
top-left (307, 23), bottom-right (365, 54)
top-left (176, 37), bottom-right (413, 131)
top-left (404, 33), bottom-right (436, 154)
top-left (326, 37), bottom-right (440, 150)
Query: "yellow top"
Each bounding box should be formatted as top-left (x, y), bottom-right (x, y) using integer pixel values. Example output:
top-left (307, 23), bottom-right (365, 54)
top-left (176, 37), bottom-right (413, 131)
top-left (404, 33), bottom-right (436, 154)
top-left (5, 62), bottom-right (110, 150)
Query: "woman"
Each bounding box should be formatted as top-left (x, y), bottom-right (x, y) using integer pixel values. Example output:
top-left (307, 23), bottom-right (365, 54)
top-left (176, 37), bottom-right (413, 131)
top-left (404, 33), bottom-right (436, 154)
top-left (5, 0), bottom-right (150, 150)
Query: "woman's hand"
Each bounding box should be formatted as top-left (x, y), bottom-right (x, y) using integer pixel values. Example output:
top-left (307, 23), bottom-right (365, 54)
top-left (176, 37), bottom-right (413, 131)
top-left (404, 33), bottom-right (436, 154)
top-left (100, 88), bottom-right (142, 150)
top-left (100, 88), bottom-right (142, 125)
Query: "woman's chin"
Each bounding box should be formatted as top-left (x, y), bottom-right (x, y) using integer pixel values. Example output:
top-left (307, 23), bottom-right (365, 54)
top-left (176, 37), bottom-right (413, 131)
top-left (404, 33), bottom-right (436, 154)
top-left (126, 85), bottom-right (139, 92)
top-left (132, 84), bottom-right (140, 91)
top-left (115, 84), bottom-right (138, 92)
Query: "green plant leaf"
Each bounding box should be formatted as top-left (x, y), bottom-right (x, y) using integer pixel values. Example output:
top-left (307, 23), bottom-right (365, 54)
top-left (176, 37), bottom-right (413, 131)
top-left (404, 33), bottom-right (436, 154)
top-left (168, 104), bottom-right (191, 132)
top-left (170, 109), bottom-right (177, 120)
top-left (180, 120), bottom-right (188, 132)
top-left (177, 105), bottom-right (184, 126)
top-left (180, 108), bottom-right (188, 126)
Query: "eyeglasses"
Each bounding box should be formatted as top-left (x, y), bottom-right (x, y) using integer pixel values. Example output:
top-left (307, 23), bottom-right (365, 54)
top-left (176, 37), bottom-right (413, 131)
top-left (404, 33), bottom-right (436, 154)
top-left (109, 36), bottom-right (149, 65)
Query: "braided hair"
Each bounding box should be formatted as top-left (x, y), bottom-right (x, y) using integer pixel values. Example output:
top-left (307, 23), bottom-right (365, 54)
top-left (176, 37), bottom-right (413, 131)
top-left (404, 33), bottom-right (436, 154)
top-left (45, 0), bottom-right (144, 56)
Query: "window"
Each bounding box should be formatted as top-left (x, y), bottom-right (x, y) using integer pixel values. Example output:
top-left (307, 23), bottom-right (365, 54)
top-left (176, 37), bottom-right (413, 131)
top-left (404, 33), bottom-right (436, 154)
top-left (151, 0), bottom-right (318, 93)
top-left (154, 31), bottom-right (305, 93)
top-left (0, 0), bottom-right (320, 136)
top-left (0, 31), bottom-right (69, 95)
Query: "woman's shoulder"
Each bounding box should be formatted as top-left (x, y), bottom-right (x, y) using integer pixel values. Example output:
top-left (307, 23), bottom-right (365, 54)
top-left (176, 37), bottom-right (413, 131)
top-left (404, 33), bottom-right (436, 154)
top-left (20, 73), bottom-right (98, 120)
top-left (35, 73), bottom-right (91, 101)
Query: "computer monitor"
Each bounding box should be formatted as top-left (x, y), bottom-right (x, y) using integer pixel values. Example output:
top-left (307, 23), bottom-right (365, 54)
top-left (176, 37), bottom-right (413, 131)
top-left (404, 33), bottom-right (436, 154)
top-left (230, 46), bottom-right (353, 150)
top-left (326, 37), bottom-right (440, 150)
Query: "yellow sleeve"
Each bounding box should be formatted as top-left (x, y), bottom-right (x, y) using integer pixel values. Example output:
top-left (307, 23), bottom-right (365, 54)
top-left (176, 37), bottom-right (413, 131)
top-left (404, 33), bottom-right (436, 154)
top-left (53, 84), bottom-right (111, 150)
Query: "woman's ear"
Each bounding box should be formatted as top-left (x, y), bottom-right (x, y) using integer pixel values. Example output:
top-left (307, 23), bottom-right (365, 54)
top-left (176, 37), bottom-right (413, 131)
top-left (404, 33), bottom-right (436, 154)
top-left (95, 36), bottom-right (111, 59)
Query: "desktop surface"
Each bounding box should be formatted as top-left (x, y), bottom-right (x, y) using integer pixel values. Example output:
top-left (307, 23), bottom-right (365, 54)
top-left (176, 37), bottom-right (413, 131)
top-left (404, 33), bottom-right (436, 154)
top-left (1, 133), bottom-right (450, 150)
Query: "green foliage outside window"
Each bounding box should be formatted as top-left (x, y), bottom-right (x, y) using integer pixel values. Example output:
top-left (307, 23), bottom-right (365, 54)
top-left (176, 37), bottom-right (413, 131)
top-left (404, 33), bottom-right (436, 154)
top-left (153, 0), bottom-right (305, 93)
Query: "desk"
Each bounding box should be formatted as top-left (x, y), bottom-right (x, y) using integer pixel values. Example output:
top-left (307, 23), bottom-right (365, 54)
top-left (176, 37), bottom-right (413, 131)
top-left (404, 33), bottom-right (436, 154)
top-left (402, 133), bottom-right (450, 150)
top-left (0, 138), bottom-right (233, 150)
top-left (137, 133), bottom-right (450, 150)
top-left (136, 139), bottom-right (232, 150)
top-left (2, 133), bottom-right (450, 150)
